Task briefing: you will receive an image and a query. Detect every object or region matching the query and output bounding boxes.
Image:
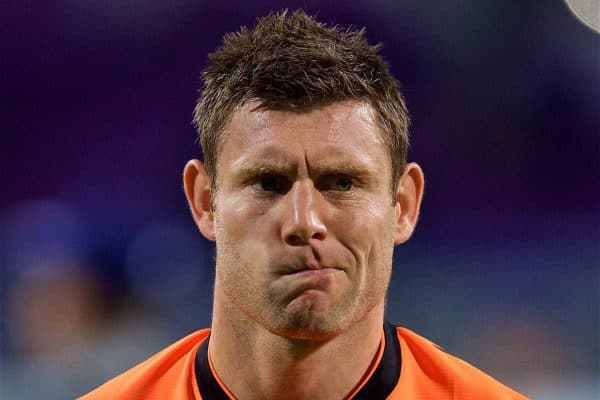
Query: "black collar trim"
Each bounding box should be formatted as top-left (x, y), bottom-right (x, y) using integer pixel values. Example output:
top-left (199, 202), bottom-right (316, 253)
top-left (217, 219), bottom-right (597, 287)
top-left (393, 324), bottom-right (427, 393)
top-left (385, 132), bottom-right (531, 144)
top-left (194, 322), bottom-right (401, 399)
top-left (351, 322), bottom-right (402, 399)
top-left (195, 336), bottom-right (229, 400)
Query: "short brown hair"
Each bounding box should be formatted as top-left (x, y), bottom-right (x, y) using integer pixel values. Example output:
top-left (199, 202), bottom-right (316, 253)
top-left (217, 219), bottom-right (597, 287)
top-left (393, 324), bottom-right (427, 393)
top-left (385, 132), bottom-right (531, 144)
top-left (193, 10), bottom-right (410, 196)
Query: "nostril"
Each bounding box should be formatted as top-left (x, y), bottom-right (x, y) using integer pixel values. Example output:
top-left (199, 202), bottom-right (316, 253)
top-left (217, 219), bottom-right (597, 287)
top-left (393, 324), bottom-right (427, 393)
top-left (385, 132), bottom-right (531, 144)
top-left (286, 233), bottom-right (307, 246)
top-left (285, 231), bottom-right (326, 246)
top-left (311, 231), bottom-right (325, 241)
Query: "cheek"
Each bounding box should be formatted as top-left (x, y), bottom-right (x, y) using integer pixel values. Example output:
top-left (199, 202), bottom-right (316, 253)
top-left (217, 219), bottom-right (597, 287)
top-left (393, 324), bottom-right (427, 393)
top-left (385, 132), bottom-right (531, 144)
top-left (213, 194), bottom-right (276, 276)
top-left (334, 201), bottom-right (396, 285)
top-left (215, 192), bottom-right (271, 240)
top-left (334, 200), bottom-right (395, 249)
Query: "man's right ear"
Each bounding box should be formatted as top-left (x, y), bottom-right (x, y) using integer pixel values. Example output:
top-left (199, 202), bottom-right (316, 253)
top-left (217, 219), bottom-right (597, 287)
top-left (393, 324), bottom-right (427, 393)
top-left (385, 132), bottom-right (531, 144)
top-left (183, 159), bottom-right (216, 241)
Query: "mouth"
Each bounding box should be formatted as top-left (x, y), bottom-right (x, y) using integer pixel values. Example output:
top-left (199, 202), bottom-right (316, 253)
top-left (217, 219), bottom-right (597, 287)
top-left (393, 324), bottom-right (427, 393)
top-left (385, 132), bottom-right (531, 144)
top-left (283, 263), bottom-right (343, 276)
top-left (274, 262), bottom-right (345, 303)
top-left (288, 267), bottom-right (340, 278)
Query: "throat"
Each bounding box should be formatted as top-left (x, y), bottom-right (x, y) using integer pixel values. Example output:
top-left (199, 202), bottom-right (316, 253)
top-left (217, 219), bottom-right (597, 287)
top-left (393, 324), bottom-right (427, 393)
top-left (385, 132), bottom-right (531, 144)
top-left (201, 325), bottom-right (387, 400)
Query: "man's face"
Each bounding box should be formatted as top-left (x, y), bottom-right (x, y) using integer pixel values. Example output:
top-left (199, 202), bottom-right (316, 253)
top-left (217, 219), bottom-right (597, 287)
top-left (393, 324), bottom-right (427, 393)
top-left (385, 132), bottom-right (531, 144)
top-left (211, 100), bottom-right (399, 339)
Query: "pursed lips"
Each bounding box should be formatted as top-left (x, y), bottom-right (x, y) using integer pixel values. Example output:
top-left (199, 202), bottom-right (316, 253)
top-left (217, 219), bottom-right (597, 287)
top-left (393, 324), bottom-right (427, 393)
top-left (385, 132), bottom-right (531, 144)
top-left (283, 263), bottom-right (344, 276)
top-left (274, 261), bottom-right (345, 301)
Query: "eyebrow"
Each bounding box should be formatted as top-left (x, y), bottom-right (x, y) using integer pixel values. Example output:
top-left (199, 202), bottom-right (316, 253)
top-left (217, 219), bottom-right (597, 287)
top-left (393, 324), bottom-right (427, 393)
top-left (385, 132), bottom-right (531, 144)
top-left (233, 160), bottom-right (297, 180)
top-left (232, 158), bottom-right (376, 182)
top-left (309, 159), bottom-right (375, 178)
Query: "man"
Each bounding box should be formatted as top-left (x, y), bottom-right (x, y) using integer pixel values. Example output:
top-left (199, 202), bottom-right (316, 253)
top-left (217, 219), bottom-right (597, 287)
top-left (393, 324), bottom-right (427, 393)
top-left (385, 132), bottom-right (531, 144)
top-left (81, 10), bottom-right (528, 399)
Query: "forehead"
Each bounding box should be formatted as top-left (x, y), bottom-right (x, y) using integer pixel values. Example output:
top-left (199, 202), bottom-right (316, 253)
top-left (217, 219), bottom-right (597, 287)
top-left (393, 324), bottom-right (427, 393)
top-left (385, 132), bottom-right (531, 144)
top-left (222, 100), bottom-right (386, 153)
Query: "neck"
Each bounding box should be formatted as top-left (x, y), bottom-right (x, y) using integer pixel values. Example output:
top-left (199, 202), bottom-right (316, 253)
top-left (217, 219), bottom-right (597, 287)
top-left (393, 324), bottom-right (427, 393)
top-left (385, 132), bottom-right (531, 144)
top-left (208, 287), bottom-right (385, 400)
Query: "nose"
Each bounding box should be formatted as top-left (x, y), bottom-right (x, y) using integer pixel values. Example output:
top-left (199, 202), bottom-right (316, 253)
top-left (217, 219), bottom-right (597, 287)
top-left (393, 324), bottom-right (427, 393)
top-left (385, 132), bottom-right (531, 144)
top-left (281, 180), bottom-right (327, 246)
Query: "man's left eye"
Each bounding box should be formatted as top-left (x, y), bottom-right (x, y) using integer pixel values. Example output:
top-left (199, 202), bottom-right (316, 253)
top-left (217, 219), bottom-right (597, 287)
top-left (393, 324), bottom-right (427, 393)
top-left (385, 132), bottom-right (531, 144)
top-left (334, 176), bottom-right (352, 191)
top-left (320, 175), bottom-right (353, 191)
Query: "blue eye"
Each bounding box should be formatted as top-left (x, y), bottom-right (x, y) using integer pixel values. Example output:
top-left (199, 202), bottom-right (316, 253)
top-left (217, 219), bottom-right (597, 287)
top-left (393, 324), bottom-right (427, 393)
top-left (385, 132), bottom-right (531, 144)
top-left (334, 176), bottom-right (352, 191)
top-left (319, 174), bottom-right (353, 191)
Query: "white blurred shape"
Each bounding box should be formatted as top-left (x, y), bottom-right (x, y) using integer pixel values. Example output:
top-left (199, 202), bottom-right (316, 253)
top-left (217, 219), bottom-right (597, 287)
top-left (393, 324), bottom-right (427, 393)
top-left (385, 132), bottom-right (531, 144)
top-left (564, 0), bottom-right (600, 33)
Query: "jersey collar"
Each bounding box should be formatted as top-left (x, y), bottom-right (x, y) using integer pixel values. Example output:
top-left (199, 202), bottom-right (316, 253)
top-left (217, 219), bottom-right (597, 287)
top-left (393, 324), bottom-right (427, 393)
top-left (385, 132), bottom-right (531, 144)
top-left (194, 322), bottom-right (401, 399)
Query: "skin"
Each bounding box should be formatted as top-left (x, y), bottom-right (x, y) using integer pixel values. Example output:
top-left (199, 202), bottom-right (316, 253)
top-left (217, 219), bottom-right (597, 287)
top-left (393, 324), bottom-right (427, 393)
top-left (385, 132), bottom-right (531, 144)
top-left (184, 100), bottom-right (424, 399)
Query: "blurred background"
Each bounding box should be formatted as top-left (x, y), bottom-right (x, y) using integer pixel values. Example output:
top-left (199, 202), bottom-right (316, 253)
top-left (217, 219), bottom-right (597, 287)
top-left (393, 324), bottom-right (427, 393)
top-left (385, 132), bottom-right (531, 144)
top-left (1, 1), bottom-right (598, 399)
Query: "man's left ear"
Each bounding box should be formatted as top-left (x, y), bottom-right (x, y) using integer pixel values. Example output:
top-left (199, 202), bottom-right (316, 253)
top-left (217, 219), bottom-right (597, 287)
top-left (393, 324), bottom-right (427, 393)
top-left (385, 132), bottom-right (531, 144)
top-left (394, 162), bottom-right (425, 244)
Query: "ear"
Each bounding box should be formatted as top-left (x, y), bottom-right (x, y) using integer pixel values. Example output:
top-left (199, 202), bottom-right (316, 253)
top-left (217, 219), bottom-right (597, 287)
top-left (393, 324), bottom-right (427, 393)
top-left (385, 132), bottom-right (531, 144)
top-left (183, 159), bottom-right (216, 241)
top-left (394, 162), bottom-right (425, 244)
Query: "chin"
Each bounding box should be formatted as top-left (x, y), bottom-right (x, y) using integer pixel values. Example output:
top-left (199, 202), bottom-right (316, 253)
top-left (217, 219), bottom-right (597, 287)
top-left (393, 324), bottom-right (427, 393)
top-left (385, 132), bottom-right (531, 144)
top-left (269, 305), bottom-right (353, 341)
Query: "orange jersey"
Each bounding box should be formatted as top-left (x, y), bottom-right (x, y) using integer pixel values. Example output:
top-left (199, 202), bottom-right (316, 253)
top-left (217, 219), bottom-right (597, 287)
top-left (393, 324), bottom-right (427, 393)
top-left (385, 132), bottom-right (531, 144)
top-left (79, 323), bottom-right (528, 399)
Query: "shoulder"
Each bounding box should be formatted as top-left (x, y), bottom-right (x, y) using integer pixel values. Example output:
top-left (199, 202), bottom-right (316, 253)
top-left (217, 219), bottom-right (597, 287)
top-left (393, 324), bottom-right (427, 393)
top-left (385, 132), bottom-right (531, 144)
top-left (393, 327), bottom-right (529, 400)
top-left (78, 329), bottom-right (210, 400)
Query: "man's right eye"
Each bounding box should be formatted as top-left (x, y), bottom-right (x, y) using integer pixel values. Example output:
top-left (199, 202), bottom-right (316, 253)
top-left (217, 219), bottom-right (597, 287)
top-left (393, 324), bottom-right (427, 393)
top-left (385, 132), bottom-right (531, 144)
top-left (256, 175), bottom-right (289, 193)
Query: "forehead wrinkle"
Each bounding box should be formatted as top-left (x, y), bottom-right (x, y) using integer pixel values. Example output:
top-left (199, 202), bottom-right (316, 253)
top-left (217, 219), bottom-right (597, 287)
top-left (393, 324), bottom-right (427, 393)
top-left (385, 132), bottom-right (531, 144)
top-left (228, 138), bottom-right (384, 178)
top-left (229, 143), bottom-right (295, 167)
